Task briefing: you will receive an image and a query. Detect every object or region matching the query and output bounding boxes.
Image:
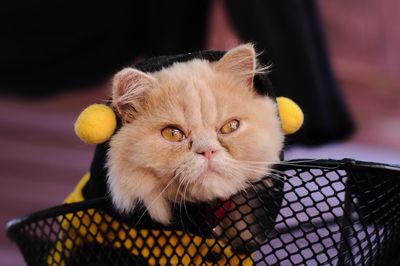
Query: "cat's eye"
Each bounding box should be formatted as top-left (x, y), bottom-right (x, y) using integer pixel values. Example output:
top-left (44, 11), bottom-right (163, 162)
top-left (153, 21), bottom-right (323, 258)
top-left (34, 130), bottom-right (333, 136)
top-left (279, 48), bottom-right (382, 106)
top-left (161, 127), bottom-right (186, 142)
top-left (220, 119), bottom-right (240, 134)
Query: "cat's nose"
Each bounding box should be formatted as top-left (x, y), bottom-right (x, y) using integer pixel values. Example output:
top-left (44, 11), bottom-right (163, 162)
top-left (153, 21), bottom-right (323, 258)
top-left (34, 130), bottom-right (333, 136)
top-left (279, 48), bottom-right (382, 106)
top-left (196, 149), bottom-right (217, 160)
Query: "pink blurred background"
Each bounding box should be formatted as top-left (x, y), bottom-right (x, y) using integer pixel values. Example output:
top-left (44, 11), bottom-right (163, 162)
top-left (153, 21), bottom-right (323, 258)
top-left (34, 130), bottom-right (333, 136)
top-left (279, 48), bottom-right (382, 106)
top-left (1, 1), bottom-right (400, 264)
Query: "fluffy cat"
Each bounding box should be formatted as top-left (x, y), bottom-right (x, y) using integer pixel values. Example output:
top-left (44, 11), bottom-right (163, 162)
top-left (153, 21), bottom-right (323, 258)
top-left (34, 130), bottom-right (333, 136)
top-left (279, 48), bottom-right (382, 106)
top-left (106, 44), bottom-right (284, 226)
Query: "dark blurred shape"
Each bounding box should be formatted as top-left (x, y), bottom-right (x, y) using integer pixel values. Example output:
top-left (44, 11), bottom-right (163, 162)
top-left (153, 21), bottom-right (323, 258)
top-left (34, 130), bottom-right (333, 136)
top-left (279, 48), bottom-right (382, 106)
top-left (0, 0), bottom-right (353, 145)
top-left (225, 0), bottom-right (354, 145)
top-left (0, 1), bottom-right (211, 97)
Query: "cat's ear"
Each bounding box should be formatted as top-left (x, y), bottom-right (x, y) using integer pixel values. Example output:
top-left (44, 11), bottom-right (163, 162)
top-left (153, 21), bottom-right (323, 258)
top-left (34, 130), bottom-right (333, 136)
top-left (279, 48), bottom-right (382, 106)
top-left (112, 68), bottom-right (157, 122)
top-left (215, 44), bottom-right (257, 88)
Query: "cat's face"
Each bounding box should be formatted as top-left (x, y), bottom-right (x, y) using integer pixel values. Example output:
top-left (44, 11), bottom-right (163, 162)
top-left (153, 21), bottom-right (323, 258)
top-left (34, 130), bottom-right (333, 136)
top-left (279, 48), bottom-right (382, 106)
top-left (107, 44), bottom-right (283, 215)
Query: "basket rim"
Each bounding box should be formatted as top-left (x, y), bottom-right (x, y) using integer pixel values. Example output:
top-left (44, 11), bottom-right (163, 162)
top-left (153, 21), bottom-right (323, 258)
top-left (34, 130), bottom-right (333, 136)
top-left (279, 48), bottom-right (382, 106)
top-left (277, 158), bottom-right (400, 172)
top-left (6, 158), bottom-right (400, 238)
top-left (6, 197), bottom-right (109, 238)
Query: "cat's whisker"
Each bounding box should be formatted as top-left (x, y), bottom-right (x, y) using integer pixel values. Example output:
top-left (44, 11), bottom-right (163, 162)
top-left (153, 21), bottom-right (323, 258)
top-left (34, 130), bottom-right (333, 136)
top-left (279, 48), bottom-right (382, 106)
top-left (268, 168), bottom-right (319, 186)
top-left (179, 185), bottom-right (185, 226)
top-left (275, 162), bottom-right (339, 170)
top-left (235, 164), bottom-right (275, 174)
top-left (232, 158), bottom-right (316, 165)
top-left (236, 163), bottom-right (286, 176)
top-left (172, 166), bottom-right (189, 208)
top-left (238, 187), bottom-right (250, 198)
top-left (181, 177), bottom-right (192, 223)
top-left (238, 165), bottom-right (269, 171)
top-left (223, 166), bottom-right (251, 193)
top-left (173, 171), bottom-right (187, 226)
top-left (242, 180), bottom-right (258, 196)
top-left (225, 164), bottom-right (250, 187)
top-left (227, 157), bottom-right (334, 171)
top-left (269, 168), bottom-right (289, 176)
top-left (269, 174), bottom-right (287, 183)
top-left (133, 171), bottom-right (181, 228)
top-left (236, 165), bottom-right (287, 184)
top-left (268, 168), bottom-right (318, 186)
top-left (95, 97), bottom-right (110, 103)
top-left (232, 161), bottom-right (272, 165)
top-left (236, 159), bottom-right (339, 170)
top-left (224, 158), bottom-right (279, 176)
top-left (174, 165), bottom-right (196, 226)
top-left (221, 163), bottom-right (273, 195)
top-left (173, 174), bottom-right (185, 211)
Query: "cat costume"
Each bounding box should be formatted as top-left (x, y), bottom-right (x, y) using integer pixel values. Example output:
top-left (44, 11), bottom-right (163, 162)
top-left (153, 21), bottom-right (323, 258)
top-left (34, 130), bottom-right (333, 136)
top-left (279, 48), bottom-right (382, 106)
top-left (48, 48), bottom-right (303, 266)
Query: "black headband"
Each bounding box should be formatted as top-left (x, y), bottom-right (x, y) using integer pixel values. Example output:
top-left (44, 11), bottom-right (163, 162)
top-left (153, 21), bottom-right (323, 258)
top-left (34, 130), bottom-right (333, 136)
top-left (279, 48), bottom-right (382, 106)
top-left (132, 50), bottom-right (275, 97)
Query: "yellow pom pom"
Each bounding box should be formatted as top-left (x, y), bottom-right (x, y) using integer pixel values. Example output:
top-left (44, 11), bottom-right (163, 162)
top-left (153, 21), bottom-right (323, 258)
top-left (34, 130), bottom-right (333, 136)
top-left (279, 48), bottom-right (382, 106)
top-left (74, 104), bottom-right (117, 144)
top-left (276, 97), bottom-right (304, 135)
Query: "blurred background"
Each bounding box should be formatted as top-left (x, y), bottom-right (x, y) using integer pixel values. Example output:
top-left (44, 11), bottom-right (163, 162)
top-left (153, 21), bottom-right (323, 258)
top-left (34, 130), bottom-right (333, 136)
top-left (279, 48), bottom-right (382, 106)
top-left (1, 1), bottom-right (399, 264)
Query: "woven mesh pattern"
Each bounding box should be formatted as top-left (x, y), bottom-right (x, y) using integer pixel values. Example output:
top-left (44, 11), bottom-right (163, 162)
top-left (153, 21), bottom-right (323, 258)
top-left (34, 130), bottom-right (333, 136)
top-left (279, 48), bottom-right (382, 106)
top-left (7, 159), bottom-right (400, 266)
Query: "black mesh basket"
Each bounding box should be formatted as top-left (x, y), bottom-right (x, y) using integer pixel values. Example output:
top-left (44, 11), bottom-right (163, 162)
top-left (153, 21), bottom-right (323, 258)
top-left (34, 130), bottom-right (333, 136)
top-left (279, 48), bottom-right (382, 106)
top-left (6, 159), bottom-right (400, 266)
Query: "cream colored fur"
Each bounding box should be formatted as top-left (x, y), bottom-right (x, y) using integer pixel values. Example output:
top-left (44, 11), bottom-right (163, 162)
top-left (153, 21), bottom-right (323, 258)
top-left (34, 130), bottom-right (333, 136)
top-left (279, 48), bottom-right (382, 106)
top-left (107, 44), bottom-right (284, 225)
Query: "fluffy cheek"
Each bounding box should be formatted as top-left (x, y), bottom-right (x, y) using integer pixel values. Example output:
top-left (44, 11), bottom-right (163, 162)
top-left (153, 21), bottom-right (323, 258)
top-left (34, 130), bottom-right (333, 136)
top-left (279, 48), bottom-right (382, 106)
top-left (135, 139), bottom-right (189, 178)
top-left (219, 123), bottom-right (283, 181)
top-left (107, 125), bottom-right (191, 214)
top-left (110, 123), bottom-right (190, 181)
top-left (221, 133), bottom-right (278, 162)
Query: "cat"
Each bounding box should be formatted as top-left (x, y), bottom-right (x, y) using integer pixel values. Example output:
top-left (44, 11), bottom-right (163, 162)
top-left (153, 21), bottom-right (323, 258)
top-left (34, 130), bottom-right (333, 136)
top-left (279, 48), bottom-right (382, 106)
top-left (106, 43), bottom-right (284, 229)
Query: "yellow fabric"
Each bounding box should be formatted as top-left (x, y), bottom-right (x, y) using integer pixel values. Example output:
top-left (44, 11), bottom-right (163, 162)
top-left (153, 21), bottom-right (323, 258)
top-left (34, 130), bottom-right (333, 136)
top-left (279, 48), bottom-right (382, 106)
top-left (276, 97), bottom-right (304, 135)
top-left (74, 104), bottom-right (117, 145)
top-left (48, 173), bottom-right (254, 266)
top-left (64, 172), bottom-right (90, 204)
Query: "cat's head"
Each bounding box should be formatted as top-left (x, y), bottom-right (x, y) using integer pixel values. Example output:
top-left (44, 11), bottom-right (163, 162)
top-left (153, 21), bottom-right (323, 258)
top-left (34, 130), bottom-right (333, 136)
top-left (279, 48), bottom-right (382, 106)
top-left (106, 44), bottom-right (284, 213)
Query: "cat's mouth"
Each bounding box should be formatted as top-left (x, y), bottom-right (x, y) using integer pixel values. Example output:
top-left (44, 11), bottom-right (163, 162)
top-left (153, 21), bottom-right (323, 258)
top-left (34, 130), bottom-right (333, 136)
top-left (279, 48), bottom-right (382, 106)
top-left (203, 161), bottom-right (219, 174)
top-left (167, 155), bottom-right (247, 203)
top-left (170, 168), bottom-right (225, 203)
